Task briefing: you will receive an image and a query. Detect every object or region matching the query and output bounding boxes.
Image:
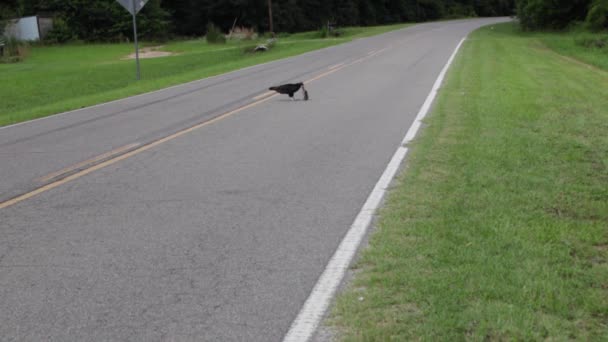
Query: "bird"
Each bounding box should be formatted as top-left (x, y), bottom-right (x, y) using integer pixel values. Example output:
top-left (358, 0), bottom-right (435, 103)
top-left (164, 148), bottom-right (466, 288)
top-left (269, 82), bottom-right (309, 101)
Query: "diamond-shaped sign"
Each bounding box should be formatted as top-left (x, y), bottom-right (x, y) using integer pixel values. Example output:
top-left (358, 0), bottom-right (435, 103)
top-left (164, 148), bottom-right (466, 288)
top-left (116, 0), bottom-right (149, 15)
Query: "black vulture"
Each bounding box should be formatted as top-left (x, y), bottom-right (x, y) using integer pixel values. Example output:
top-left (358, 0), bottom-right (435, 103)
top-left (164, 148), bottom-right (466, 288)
top-left (269, 82), bottom-right (309, 101)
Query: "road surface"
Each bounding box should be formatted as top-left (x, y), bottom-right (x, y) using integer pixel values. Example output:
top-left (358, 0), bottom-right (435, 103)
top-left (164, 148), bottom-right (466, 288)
top-left (0, 18), bottom-right (508, 341)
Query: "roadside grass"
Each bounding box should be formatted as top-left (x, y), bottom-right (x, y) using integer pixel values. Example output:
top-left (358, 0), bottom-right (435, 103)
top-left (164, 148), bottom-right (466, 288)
top-left (538, 30), bottom-right (608, 71)
top-left (330, 22), bottom-right (608, 340)
top-left (0, 23), bottom-right (410, 127)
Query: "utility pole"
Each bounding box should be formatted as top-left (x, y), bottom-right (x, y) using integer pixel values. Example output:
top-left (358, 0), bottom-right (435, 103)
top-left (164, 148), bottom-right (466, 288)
top-left (267, 0), bottom-right (274, 37)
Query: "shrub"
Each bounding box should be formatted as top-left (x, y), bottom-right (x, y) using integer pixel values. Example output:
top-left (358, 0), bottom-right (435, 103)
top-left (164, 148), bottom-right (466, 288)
top-left (44, 18), bottom-right (75, 44)
top-left (206, 23), bottom-right (226, 44)
top-left (318, 25), bottom-right (329, 38)
top-left (586, 0), bottom-right (608, 31)
top-left (575, 35), bottom-right (608, 48)
top-left (318, 25), bottom-right (343, 38)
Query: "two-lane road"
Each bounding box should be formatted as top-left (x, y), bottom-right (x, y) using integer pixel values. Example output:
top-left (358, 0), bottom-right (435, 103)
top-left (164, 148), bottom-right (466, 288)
top-left (0, 18), bottom-right (509, 341)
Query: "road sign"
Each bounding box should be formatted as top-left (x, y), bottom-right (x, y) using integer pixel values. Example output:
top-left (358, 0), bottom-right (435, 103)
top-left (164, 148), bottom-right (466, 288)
top-left (116, 0), bottom-right (149, 15)
top-left (116, 0), bottom-right (150, 80)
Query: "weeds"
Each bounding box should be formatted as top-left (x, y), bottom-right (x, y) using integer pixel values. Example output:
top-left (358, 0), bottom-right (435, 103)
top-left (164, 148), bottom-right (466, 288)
top-left (0, 35), bottom-right (29, 63)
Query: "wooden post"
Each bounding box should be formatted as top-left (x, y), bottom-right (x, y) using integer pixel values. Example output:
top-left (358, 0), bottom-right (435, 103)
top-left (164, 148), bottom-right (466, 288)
top-left (267, 0), bottom-right (274, 37)
top-left (228, 17), bottom-right (238, 40)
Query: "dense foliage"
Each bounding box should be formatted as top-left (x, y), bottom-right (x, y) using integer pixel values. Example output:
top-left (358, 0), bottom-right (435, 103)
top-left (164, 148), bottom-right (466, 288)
top-left (586, 0), bottom-right (608, 31)
top-left (516, 0), bottom-right (590, 30)
top-left (0, 0), bottom-right (19, 36)
top-left (1, 0), bottom-right (514, 42)
top-left (516, 0), bottom-right (608, 31)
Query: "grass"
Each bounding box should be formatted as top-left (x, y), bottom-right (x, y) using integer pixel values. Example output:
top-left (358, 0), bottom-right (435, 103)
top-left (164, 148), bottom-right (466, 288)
top-left (537, 30), bottom-right (608, 71)
top-left (330, 22), bottom-right (608, 340)
top-left (0, 23), bottom-right (410, 127)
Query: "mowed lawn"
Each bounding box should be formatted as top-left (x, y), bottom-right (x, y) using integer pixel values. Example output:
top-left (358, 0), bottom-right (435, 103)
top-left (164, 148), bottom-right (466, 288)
top-left (330, 23), bottom-right (608, 340)
top-left (0, 24), bottom-right (409, 127)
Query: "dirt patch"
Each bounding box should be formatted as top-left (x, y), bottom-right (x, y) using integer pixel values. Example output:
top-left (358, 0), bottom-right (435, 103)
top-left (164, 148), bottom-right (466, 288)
top-left (122, 46), bottom-right (177, 60)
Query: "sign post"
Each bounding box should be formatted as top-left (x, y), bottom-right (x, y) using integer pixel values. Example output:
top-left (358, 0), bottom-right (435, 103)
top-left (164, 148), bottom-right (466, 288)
top-left (116, 0), bottom-right (149, 80)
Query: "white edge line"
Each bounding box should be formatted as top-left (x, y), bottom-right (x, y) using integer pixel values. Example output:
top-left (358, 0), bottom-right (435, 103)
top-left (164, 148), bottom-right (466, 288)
top-left (282, 37), bottom-right (467, 342)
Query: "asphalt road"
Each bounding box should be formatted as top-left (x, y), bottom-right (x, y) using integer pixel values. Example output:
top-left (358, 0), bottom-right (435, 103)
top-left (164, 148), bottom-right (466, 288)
top-left (1, 18), bottom-right (509, 341)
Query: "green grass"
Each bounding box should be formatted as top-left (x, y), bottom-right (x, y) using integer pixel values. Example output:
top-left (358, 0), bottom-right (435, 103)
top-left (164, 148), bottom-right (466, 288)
top-left (538, 30), bottom-right (608, 71)
top-left (0, 23), bottom-right (410, 127)
top-left (330, 22), bottom-right (608, 340)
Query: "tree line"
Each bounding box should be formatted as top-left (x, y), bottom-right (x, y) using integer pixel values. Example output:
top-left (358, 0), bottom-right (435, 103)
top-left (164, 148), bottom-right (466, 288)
top-left (2, 0), bottom-right (515, 42)
top-left (517, 0), bottom-right (607, 31)
top-left (1, 1), bottom-right (606, 43)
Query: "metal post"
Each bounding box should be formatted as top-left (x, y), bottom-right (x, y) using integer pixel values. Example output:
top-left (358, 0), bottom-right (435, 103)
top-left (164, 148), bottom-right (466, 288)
top-left (132, 0), bottom-right (140, 80)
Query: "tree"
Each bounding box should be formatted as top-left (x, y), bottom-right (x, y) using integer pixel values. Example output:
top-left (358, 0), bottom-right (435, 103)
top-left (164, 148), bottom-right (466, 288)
top-left (19, 0), bottom-right (170, 41)
top-left (517, 0), bottom-right (591, 30)
top-left (586, 0), bottom-right (608, 31)
top-left (4, 0), bottom-right (524, 41)
top-left (0, 0), bottom-right (21, 37)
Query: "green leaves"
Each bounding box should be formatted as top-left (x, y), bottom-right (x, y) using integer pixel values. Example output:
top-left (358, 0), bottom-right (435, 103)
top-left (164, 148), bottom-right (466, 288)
top-left (517, 0), bottom-right (592, 30)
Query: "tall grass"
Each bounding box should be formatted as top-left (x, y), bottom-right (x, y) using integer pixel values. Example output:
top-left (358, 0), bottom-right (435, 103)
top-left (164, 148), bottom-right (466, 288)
top-left (0, 36), bottom-right (29, 63)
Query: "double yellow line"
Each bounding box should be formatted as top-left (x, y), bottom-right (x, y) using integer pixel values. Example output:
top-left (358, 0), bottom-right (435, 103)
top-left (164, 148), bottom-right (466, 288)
top-left (0, 48), bottom-right (390, 210)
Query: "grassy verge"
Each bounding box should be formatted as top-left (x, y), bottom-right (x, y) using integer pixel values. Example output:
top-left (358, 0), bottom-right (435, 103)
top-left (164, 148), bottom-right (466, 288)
top-left (539, 30), bottom-right (608, 71)
top-left (330, 22), bottom-right (608, 340)
top-left (0, 23), bottom-right (409, 127)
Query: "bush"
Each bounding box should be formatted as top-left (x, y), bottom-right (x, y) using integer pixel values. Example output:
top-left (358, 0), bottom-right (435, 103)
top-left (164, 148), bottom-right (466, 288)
top-left (318, 25), bottom-right (343, 38)
top-left (206, 23), bottom-right (226, 44)
top-left (44, 18), bottom-right (75, 44)
top-left (318, 25), bottom-right (329, 38)
top-left (575, 35), bottom-right (608, 48)
top-left (586, 0), bottom-right (608, 31)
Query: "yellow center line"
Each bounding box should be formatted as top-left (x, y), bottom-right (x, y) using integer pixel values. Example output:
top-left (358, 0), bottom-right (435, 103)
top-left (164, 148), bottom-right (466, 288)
top-left (328, 63), bottom-right (344, 70)
top-left (1, 47), bottom-right (391, 210)
top-left (304, 67), bottom-right (344, 84)
top-left (36, 143), bottom-right (141, 183)
top-left (0, 94), bottom-right (277, 210)
top-left (367, 47), bottom-right (390, 58)
top-left (253, 91), bottom-right (274, 100)
top-left (304, 61), bottom-right (355, 84)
